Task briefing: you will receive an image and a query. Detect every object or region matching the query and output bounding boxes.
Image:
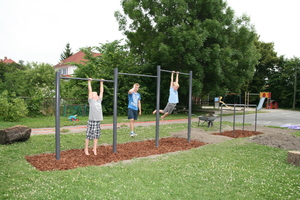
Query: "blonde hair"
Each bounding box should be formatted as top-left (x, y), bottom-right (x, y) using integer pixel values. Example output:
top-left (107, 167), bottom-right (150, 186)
top-left (133, 83), bottom-right (140, 87)
top-left (173, 82), bottom-right (180, 87)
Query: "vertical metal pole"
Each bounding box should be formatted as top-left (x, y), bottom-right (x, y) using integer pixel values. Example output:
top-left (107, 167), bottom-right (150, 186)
top-left (233, 105), bottom-right (236, 134)
top-left (187, 71), bottom-right (193, 142)
top-left (246, 92), bottom-right (249, 108)
top-left (255, 106), bottom-right (257, 132)
top-left (55, 71), bottom-right (61, 160)
top-left (113, 68), bottom-right (118, 153)
top-left (220, 105), bottom-right (223, 134)
top-left (155, 65), bottom-right (161, 147)
top-left (242, 105), bottom-right (245, 131)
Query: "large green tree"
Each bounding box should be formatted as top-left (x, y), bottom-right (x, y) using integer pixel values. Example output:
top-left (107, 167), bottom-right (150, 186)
top-left (267, 56), bottom-right (300, 108)
top-left (115, 0), bottom-right (260, 105)
top-left (241, 40), bottom-right (278, 103)
top-left (249, 40), bottom-right (278, 92)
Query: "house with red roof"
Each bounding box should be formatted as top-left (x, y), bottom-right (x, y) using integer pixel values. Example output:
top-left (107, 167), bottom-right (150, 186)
top-left (0, 56), bottom-right (16, 64)
top-left (53, 51), bottom-right (101, 76)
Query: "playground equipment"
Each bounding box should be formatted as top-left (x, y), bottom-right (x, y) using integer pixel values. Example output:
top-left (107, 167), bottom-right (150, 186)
top-left (257, 97), bottom-right (265, 110)
top-left (266, 100), bottom-right (278, 109)
top-left (260, 92), bottom-right (278, 109)
top-left (68, 115), bottom-right (79, 121)
top-left (219, 103), bottom-right (258, 134)
top-left (245, 92), bottom-right (277, 109)
top-left (219, 96), bottom-right (233, 108)
top-left (192, 114), bottom-right (219, 127)
top-left (55, 65), bottom-right (193, 160)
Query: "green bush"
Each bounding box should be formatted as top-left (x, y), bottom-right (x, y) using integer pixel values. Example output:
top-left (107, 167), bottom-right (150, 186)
top-left (25, 92), bottom-right (44, 117)
top-left (0, 90), bottom-right (28, 121)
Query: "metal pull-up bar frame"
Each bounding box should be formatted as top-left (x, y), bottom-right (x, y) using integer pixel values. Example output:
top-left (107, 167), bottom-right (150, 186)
top-left (160, 69), bottom-right (190, 76)
top-left (118, 72), bottom-right (157, 78)
top-left (61, 76), bottom-right (114, 82)
top-left (55, 66), bottom-right (193, 160)
top-left (159, 66), bottom-right (193, 142)
top-left (55, 73), bottom-right (116, 160)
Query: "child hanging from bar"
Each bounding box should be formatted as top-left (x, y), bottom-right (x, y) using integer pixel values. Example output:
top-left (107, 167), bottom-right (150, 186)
top-left (153, 71), bottom-right (179, 120)
top-left (84, 78), bottom-right (104, 155)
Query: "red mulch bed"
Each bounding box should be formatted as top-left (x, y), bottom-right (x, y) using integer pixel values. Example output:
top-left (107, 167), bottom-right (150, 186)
top-left (25, 137), bottom-right (206, 171)
top-left (212, 130), bottom-right (264, 138)
top-left (25, 130), bottom-right (263, 171)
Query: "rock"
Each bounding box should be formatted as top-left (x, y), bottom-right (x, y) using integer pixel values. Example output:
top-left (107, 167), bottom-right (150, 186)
top-left (287, 151), bottom-right (300, 167)
top-left (0, 125), bottom-right (31, 144)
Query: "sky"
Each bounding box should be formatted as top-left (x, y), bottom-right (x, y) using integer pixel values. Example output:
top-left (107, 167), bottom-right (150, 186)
top-left (1, 0), bottom-right (300, 65)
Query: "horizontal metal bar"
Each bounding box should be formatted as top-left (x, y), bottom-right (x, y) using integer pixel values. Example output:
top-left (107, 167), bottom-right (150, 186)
top-left (160, 69), bottom-right (190, 75)
top-left (61, 77), bottom-right (114, 82)
top-left (118, 72), bottom-right (157, 78)
top-left (221, 104), bottom-right (257, 107)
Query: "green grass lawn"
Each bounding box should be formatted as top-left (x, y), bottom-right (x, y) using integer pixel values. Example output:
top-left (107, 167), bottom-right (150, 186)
top-left (0, 110), bottom-right (259, 130)
top-left (1, 121), bottom-right (300, 199)
top-left (0, 113), bottom-right (202, 129)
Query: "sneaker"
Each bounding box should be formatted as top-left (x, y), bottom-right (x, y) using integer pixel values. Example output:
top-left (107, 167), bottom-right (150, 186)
top-left (130, 132), bottom-right (137, 137)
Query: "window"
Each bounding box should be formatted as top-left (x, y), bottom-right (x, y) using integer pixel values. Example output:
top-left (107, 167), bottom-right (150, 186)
top-left (59, 68), bottom-right (68, 75)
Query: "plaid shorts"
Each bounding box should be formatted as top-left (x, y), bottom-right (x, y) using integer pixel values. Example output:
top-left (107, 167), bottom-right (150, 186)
top-left (86, 120), bottom-right (101, 140)
top-left (163, 103), bottom-right (176, 114)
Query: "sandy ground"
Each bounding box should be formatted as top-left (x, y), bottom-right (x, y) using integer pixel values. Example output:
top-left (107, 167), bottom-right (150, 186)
top-left (170, 125), bottom-right (300, 151)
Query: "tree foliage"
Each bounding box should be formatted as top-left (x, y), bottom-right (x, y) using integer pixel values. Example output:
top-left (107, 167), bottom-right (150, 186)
top-left (60, 43), bottom-right (73, 61)
top-left (0, 62), bottom-right (55, 116)
top-left (115, 0), bottom-right (260, 105)
top-left (0, 62), bottom-right (27, 93)
top-left (248, 40), bottom-right (278, 92)
top-left (2, 62), bottom-right (55, 97)
top-left (0, 90), bottom-right (28, 121)
top-left (267, 56), bottom-right (300, 108)
top-left (241, 40), bottom-right (278, 103)
top-left (63, 40), bottom-right (149, 115)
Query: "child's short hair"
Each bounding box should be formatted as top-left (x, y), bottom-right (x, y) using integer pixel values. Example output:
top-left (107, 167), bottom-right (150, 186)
top-left (173, 82), bottom-right (180, 87)
top-left (134, 83), bottom-right (140, 87)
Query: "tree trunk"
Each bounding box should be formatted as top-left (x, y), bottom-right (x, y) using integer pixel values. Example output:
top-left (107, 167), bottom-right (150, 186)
top-left (0, 125), bottom-right (31, 144)
top-left (287, 151), bottom-right (300, 167)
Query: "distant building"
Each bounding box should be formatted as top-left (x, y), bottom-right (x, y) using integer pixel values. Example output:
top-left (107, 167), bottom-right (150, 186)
top-left (53, 51), bottom-right (101, 76)
top-left (0, 56), bottom-right (16, 64)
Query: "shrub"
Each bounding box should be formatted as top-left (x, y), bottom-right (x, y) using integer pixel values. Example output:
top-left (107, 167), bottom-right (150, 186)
top-left (0, 90), bottom-right (28, 121)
